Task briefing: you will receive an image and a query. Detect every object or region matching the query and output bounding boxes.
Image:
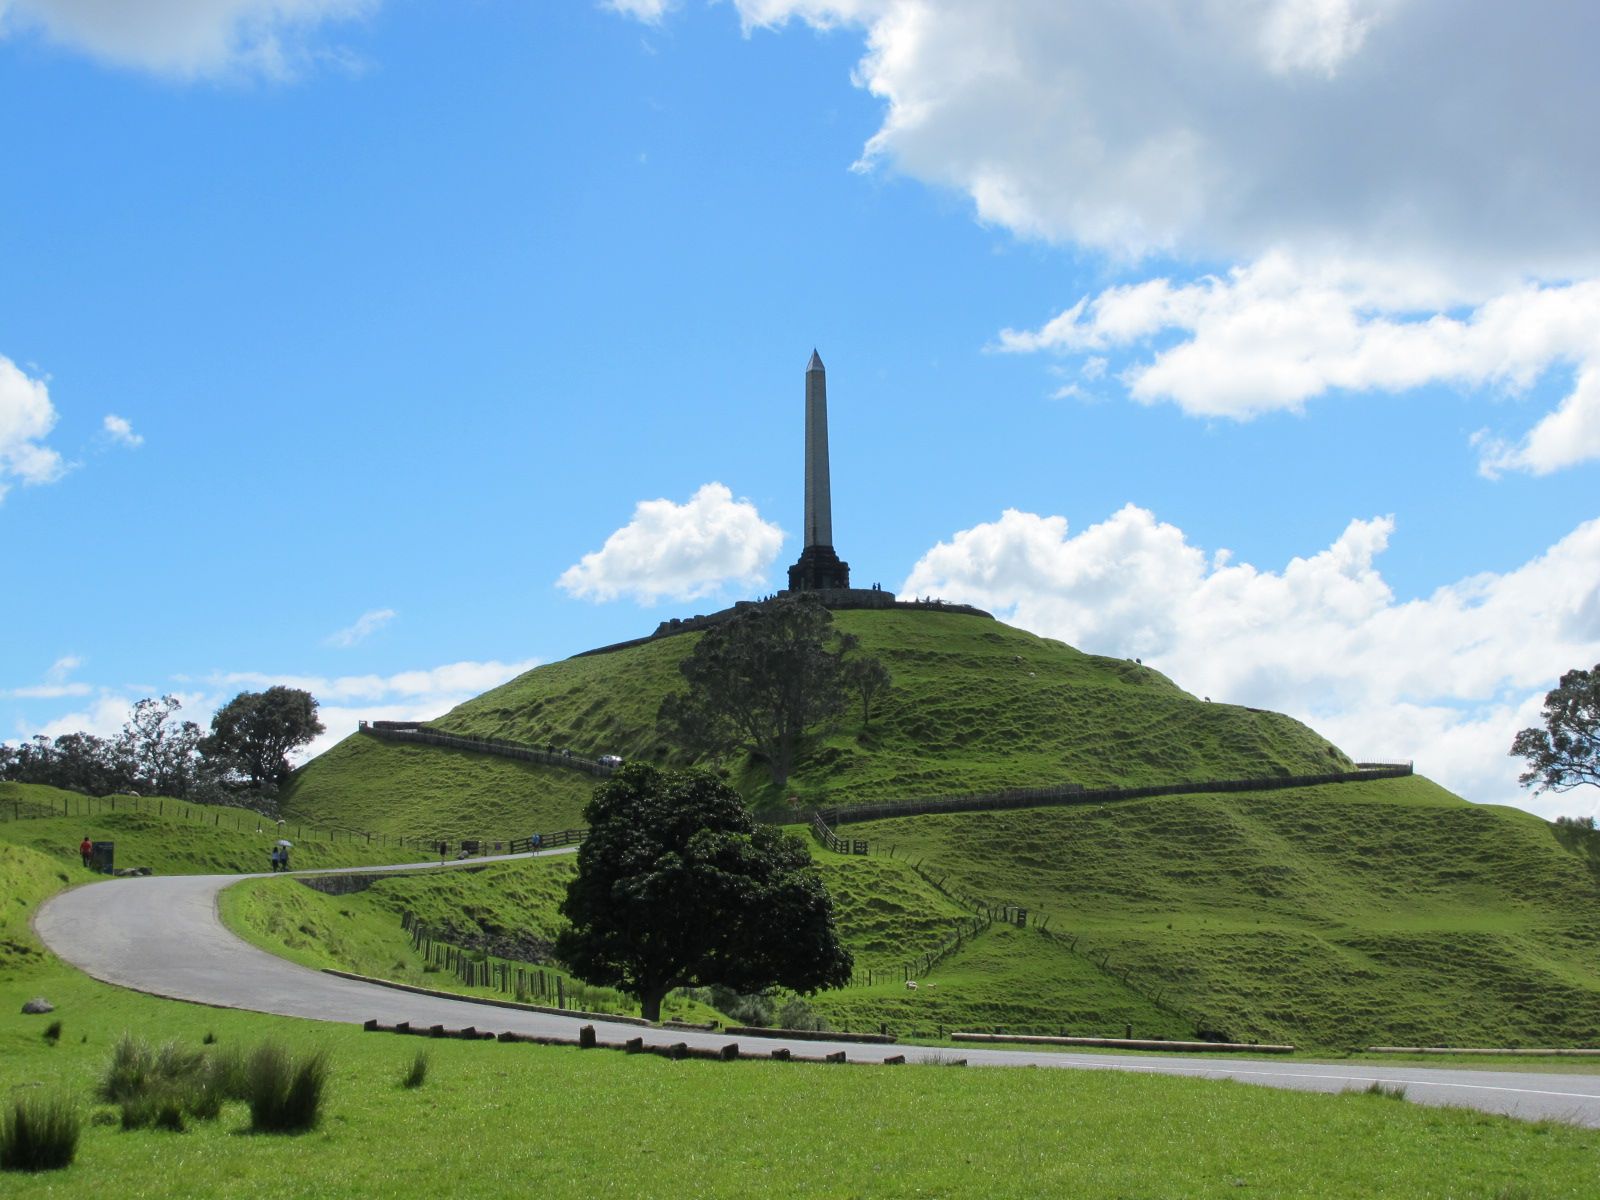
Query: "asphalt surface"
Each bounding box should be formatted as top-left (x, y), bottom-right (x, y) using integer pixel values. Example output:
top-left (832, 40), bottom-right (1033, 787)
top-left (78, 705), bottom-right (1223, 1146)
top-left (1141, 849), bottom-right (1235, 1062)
top-left (32, 854), bottom-right (1600, 1128)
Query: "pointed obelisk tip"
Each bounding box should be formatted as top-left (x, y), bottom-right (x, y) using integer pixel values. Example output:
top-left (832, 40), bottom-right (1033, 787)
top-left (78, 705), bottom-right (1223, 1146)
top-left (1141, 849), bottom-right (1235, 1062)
top-left (807, 348), bottom-right (824, 373)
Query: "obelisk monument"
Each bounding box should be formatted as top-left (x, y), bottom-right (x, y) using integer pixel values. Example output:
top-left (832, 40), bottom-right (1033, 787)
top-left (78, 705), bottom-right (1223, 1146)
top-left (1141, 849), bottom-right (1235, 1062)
top-left (787, 349), bottom-right (851, 592)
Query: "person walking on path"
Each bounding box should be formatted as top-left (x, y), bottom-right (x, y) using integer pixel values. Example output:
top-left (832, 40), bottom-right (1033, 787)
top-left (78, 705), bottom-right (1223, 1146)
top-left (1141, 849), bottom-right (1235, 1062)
top-left (79, 836), bottom-right (92, 868)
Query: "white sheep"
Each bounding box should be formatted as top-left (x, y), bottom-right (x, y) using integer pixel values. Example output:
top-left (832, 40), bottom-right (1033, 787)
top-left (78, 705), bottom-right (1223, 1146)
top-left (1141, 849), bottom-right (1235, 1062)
top-left (905, 980), bottom-right (918, 990)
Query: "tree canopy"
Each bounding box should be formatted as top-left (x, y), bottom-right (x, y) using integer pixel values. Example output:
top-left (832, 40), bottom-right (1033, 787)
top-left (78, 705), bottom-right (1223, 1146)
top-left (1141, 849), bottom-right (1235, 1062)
top-left (657, 596), bottom-right (887, 787)
top-left (202, 687), bottom-right (324, 789)
top-left (555, 762), bottom-right (853, 1022)
top-left (1511, 664), bottom-right (1600, 794)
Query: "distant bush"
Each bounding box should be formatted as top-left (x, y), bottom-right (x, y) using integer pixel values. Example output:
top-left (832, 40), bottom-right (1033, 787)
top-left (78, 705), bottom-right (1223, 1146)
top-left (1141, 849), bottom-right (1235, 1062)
top-left (775, 996), bottom-right (828, 1032)
top-left (708, 986), bottom-right (773, 1027)
top-left (245, 1042), bottom-right (329, 1133)
top-left (0, 1093), bottom-right (79, 1172)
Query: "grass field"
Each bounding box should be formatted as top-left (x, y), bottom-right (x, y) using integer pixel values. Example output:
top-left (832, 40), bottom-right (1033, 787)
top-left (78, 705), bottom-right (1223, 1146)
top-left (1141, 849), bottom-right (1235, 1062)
top-left (6, 813), bottom-right (1600, 1197)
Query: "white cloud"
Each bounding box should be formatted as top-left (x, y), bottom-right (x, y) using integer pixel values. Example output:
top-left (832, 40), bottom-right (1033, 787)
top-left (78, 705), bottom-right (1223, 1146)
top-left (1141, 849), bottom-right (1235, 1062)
top-left (601, 0), bottom-right (676, 24)
top-left (101, 414), bottom-right (143, 448)
top-left (324, 607), bottom-right (396, 648)
top-left (996, 255), bottom-right (1600, 474)
top-left (8, 683), bottom-right (93, 699)
top-left (0, 0), bottom-right (376, 78)
top-left (558, 482), bottom-right (785, 605)
top-left (728, 1), bottom-right (1600, 280)
top-left (0, 354), bottom-right (67, 501)
top-left (211, 659), bottom-right (540, 706)
top-left (902, 504), bottom-right (1600, 817)
top-left (6, 655), bottom-right (91, 699)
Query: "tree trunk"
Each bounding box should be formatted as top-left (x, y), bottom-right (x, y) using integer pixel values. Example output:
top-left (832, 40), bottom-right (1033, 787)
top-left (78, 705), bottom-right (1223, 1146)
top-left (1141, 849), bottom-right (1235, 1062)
top-left (640, 984), bottom-right (669, 1023)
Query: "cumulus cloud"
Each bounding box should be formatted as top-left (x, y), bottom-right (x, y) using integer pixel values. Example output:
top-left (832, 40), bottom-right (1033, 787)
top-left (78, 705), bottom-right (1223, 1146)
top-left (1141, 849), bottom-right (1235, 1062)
top-left (324, 607), bottom-right (396, 648)
top-left (0, 354), bottom-right (67, 501)
top-left (729, 0), bottom-right (1600, 278)
top-left (101, 414), bottom-right (143, 448)
top-left (0, 0), bottom-right (376, 78)
top-left (902, 504), bottom-right (1600, 817)
top-left (996, 256), bottom-right (1600, 473)
top-left (558, 482), bottom-right (785, 605)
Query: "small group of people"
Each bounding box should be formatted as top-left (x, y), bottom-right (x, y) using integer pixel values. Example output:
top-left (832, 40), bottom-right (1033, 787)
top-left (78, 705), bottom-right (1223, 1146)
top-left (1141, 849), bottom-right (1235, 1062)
top-left (268, 844), bottom-right (291, 872)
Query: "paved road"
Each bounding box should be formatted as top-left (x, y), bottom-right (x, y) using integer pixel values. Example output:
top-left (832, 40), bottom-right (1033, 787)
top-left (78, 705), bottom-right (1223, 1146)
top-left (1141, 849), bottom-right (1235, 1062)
top-left (32, 857), bottom-right (1600, 1128)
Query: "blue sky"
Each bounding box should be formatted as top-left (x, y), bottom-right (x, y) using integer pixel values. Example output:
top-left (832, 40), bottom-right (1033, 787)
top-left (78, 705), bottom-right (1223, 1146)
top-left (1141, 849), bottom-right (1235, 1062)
top-left (3, 1), bottom-right (1598, 817)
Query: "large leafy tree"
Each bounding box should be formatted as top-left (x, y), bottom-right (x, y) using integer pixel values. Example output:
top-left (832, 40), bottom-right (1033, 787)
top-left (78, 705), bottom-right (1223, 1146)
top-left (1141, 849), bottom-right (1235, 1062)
top-left (202, 687), bottom-right (324, 789)
top-left (1512, 664), bottom-right (1600, 794)
top-left (658, 595), bottom-right (883, 787)
top-left (119, 695), bottom-right (204, 799)
top-left (556, 763), bottom-right (853, 1022)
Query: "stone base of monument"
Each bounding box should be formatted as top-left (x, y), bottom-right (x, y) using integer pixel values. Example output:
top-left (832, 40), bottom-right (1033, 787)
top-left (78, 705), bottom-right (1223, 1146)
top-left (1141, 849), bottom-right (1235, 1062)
top-left (786, 544), bottom-right (852, 591)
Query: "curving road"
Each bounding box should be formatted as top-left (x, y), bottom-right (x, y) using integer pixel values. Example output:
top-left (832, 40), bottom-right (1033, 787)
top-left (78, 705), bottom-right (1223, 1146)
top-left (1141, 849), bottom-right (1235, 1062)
top-left (32, 856), bottom-right (1600, 1128)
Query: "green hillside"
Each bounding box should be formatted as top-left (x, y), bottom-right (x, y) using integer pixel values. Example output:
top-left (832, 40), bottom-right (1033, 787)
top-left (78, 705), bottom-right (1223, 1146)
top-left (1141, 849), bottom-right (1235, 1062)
top-left (291, 608), bottom-right (1351, 833)
top-left (268, 606), bottom-right (1600, 1049)
top-left (0, 781), bottom-right (416, 875)
top-left (845, 775), bottom-right (1600, 1049)
top-left (281, 735), bottom-right (595, 838)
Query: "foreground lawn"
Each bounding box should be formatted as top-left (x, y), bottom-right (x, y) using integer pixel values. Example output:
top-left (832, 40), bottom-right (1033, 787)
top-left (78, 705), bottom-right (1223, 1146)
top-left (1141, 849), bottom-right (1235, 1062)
top-left (3, 965), bottom-right (1598, 1199)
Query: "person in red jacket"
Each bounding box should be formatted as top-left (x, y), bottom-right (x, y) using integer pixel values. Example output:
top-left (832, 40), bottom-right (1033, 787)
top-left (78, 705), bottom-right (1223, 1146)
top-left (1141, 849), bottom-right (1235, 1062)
top-left (79, 836), bottom-right (92, 868)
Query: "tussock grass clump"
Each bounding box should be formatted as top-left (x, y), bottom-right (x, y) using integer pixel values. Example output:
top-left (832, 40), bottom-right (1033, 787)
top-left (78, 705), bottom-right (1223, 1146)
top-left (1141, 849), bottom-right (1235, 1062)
top-left (0, 1093), bottom-right (79, 1172)
top-left (401, 1051), bottom-right (429, 1089)
top-left (99, 1034), bottom-right (245, 1130)
top-left (245, 1042), bottom-right (329, 1133)
top-left (42, 1020), bottom-right (62, 1044)
top-left (101, 1034), bottom-right (206, 1103)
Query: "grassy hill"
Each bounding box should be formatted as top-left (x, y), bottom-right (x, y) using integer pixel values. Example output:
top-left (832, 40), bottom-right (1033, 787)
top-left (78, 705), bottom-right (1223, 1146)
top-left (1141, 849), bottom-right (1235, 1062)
top-left (844, 775), bottom-right (1600, 1049)
top-left (289, 608), bottom-right (1352, 836)
top-left (263, 606), bottom-right (1600, 1049)
top-left (281, 735), bottom-right (595, 838)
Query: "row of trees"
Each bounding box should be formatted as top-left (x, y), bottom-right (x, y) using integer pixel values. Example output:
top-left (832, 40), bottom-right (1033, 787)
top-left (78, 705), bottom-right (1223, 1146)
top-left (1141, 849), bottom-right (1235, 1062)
top-left (1, 687), bottom-right (324, 806)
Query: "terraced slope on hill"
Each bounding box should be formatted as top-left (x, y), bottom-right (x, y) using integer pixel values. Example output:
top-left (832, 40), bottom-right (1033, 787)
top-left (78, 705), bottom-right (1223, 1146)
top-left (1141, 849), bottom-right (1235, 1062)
top-left (846, 775), bottom-right (1600, 1049)
top-left (290, 608), bottom-right (1351, 830)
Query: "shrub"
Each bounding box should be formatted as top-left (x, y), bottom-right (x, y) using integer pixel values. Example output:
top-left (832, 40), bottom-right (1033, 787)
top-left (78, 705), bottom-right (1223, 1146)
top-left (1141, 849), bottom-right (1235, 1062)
top-left (775, 996), bottom-right (828, 1032)
top-left (42, 1021), bottom-right (62, 1045)
top-left (402, 1051), bottom-right (429, 1090)
top-left (0, 1094), bottom-right (79, 1172)
top-left (708, 986), bottom-right (773, 1027)
top-left (246, 1042), bottom-right (329, 1133)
